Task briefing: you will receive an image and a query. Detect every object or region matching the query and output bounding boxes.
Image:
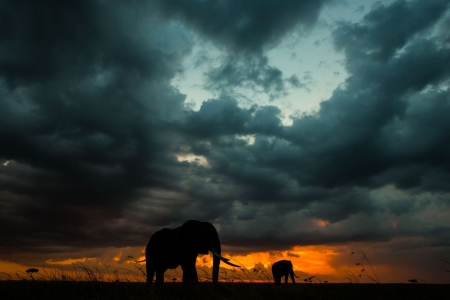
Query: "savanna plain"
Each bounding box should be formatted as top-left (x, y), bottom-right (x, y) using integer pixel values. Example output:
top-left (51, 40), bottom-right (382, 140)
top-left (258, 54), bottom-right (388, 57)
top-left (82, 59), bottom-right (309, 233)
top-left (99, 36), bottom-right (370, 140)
top-left (2, 255), bottom-right (449, 300)
top-left (2, 281), bottom-right (450, 300)
top-left (2, 264), bottom-right (449, 300)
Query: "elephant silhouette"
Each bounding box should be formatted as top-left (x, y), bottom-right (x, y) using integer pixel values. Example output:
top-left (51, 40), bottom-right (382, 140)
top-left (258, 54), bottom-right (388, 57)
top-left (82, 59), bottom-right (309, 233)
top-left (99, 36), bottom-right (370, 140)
top-left (145, 220), bottom-right (239, 285)
top-left (272, 260), bottom-right (299, 284)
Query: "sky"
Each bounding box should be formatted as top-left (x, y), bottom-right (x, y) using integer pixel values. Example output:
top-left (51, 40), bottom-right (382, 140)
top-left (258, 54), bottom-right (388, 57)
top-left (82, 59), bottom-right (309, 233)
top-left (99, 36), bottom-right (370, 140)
top-left (1, 0), bottom-right (450, 283)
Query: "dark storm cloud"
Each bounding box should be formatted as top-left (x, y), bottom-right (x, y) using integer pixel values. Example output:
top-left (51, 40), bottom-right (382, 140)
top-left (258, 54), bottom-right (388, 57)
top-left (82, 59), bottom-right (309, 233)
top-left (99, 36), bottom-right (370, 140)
top-left (246, 106), bottom-right (283, 135)
top-left (2, 0), bottom-right (450, 264)
top-left (154, 0), bottom-right (324, 53)
top-left (182, 97), bottom-right (254, 138)
top-left (0, 1), bottom-right (187, 86)
top-left (0, 0), bottom-right (193, 256)
top-left (333, 0), bottom-right (449, 62)
top-left (182, 97), bottom-right (283, 138)
top-left (205, 55), bottom-right (287, 99)
top-left (155, 0), bottom-right (327, 99)
top-left (174, 0), bottom-right (450, 251)
top-left (203, 55), bottom-right (311, 99)
top-left (276, 0), bottom-right (450, 190)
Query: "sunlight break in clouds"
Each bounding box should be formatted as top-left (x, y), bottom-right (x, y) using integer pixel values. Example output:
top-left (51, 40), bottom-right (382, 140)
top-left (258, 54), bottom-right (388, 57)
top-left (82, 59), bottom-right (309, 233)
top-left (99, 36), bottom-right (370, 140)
top-left (176, 154), bottom-right (210, 166)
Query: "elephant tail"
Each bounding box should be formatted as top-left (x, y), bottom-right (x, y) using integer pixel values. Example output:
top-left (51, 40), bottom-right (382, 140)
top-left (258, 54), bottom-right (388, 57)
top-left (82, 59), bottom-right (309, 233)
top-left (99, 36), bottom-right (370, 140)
top-left (294, 274), bottom-right (300, 278)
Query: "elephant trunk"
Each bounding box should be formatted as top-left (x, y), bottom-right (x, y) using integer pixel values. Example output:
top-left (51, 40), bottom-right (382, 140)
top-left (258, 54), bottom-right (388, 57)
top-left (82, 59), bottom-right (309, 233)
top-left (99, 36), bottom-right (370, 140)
top-left (213, 251), bottom-right (220, 283)
top-left (207, 234), bottom-right (241, 283)
top-left (211, 243), bottom-right (221, 283)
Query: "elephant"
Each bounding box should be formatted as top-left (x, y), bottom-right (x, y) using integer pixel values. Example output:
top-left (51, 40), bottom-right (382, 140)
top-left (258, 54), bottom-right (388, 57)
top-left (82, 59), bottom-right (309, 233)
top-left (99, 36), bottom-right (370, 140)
top-left (145, 220), bottom-right (240, 285)
top-left (272, 260), bottom-right (299, 284)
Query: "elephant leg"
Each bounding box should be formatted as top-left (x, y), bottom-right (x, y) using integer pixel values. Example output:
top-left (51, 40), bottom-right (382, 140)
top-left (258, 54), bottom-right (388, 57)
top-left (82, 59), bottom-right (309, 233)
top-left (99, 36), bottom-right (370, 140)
top-left (290, 272), bottom-right (296, 284)
top-left (155, 268), bottom-right (166, 286)
top-left (146, 263), bottom-right (155, 285)
top-left (285, 274), bottom-right (288, 284)
top-left (181, 265), bottom-right (198, 284)
top-left (181, 256), bottom-right (198, 284)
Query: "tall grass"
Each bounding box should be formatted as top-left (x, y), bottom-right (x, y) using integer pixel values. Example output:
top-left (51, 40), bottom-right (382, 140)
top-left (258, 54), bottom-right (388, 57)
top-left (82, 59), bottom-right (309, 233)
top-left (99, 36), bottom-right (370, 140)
top-left (8, 261), bottom-right (147, 283)
top-left (3, 258), bottom-right (450, 300)
top-left (349, 251), bottom-right (380, 284)
top-left (3, 259), bottom-right (279, 284)
top-left (3, 257), bottom-right (333, 285)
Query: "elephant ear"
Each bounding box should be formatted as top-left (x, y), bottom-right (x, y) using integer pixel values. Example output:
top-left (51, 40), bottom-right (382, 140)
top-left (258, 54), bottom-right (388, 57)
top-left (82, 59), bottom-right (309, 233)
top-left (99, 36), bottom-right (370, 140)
top-left (199, 222), bottom-right (218, 238)
top-left (180, 220), bottom-right (209, 253)
top-left (199, 222), bottom-right (219, 253)
top-left (179, 220), bottom-right (220, 254)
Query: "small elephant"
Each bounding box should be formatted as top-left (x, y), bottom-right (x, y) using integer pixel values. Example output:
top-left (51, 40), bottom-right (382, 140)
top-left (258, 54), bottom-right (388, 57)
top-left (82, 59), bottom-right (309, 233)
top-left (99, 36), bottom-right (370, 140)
top-left (272, 260), bottom-right (299, 284)
top-left (145, 220), bottom-right (239, 285)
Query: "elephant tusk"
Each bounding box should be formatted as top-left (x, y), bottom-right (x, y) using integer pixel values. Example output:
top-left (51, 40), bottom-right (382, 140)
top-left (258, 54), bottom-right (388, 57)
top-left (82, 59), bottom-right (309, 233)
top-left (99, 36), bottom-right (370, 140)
top-left (222, 259), bottom-right (241, 268)
top-left (210, 249), bottom-right (225, 259)
top-left (210, 249), bottom-right (241, 268)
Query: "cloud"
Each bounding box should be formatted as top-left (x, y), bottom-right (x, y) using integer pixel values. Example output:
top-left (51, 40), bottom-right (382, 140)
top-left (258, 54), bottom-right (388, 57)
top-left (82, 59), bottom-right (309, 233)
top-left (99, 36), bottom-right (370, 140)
top-left (155, 0), bottom-right (327, 99)
top-left (153, 0), bottom-right (325, 53)
top-left (276, 0), bottom-right (450, 190)
top-left (333, 0), bottom-right (449, 62)
top-left (204, 55), bottom-right (288, 99)
top-left (0, 0), bottom-right (194, 255)
top-left (171, 0), bottom-right (450, 251)
top-left (2, 0), bottom-right (450, 273)
top-left (182, 97), bottom-right (254, 138)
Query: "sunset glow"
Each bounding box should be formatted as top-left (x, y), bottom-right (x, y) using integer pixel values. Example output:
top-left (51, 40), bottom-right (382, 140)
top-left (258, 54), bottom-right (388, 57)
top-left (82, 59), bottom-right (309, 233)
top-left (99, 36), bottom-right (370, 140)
top-left (45, 258), bottom-right (88, 265)
top-left (3, 0), bottom-right (450, 286)
top-left (314, 219), bottom-right (330, 227)
top-left (225, 246), bottom-right (338, 275)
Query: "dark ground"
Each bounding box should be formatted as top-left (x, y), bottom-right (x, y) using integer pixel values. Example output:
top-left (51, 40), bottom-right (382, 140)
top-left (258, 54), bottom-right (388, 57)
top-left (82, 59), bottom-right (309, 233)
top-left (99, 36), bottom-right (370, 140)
top-left (1, 281), bottom-right (449, 300)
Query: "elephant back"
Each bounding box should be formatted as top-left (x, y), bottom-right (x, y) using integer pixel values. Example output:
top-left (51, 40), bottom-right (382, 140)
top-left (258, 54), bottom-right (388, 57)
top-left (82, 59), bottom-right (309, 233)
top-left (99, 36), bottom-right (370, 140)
top-left (146, 228), bottom-right (180, 268)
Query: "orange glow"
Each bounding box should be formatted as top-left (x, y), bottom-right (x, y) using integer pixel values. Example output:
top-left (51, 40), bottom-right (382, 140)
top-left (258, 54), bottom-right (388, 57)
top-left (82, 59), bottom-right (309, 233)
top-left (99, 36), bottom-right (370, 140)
top-left (314, 219), bottom-right (329, 227)
top-left (136, 255), bottom-right (146, 263)
top-left (113, 252), bottom-right (122, 262)
top-left (197, 245), bottom-right (339, 276)
top-left (1, 245), bottom-right (341, 282)
top-left (0, 260), bottom-right (29, 280)
top-left (45, 258), bottom-right (88, 265)
top-left (5, 244), bottom-right (443, 283)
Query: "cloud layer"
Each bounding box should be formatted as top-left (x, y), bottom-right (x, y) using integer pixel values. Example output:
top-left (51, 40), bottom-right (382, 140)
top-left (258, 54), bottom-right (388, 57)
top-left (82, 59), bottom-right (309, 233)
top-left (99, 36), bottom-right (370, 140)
top-left (1, 0), bottom-right (450, 272)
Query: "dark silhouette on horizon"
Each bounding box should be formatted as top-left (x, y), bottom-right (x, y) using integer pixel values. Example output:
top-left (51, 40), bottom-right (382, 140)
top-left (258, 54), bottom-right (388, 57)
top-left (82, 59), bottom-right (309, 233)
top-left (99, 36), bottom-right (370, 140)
top-left (272, 260), bottom-right (299, 284)
top-left (145, 220), bottom-right (239, 286)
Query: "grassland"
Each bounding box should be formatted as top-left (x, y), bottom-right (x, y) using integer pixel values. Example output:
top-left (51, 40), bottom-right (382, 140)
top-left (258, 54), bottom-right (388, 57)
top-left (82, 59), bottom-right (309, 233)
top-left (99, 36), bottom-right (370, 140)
top-left (2, 281), bottom-right (450, 300)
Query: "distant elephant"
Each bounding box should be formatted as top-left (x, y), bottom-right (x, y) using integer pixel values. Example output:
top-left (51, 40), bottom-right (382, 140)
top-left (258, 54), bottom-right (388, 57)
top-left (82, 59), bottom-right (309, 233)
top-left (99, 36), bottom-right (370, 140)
top-left (145, 220), bottom-right (240, 285)
top-left (272, 260), bottom-right (299, 284)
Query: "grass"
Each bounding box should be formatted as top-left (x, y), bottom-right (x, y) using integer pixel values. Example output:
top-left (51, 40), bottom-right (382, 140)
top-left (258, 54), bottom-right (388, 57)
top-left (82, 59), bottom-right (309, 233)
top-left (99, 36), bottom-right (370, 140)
top-left (9, 261), bottom-right (147, 283)
top-left (344, 250), bottom-right (380, 284)
top-left (3, 252), bottom-right (450, 299)
top-left (2, 281), bottom-right (450, 300)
